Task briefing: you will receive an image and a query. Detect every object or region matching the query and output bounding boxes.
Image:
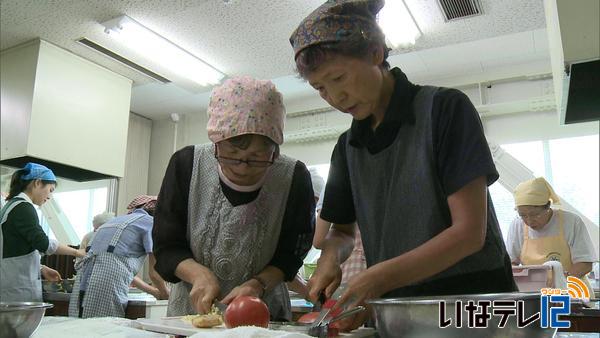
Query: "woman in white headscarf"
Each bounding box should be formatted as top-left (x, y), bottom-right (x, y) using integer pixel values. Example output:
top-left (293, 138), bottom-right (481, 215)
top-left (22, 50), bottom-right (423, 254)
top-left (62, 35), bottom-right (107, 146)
top-left (507, 177), bottom-right (597, 287)
top-left (153, 77), bottom-right (315, 321)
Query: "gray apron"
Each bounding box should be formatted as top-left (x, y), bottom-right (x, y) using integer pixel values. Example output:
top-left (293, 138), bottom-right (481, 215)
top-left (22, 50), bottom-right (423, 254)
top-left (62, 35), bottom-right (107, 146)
top-left (167, 144), bottom-right (295, 320)
top-left (0, 198), bottom-right (43, 302)
top-left (346, 86), bottom-right (507, 296)
top-left (68, 214), bottom-right (146, 318)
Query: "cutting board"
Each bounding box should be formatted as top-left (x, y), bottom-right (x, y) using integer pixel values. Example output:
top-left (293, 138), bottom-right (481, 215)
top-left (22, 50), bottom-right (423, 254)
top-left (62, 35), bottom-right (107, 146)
top-left (136, 317), bottom-right (376, 337)
top-left (136, 317), bottom-right (226, 336)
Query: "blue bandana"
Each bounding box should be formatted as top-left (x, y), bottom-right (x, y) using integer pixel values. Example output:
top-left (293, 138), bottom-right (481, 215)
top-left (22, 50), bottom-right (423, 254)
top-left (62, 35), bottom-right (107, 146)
top-left (21, 162), bottom-right (57, 181)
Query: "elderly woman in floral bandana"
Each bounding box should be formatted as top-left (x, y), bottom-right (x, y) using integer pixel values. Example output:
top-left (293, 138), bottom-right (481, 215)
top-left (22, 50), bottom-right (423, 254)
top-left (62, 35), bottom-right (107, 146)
top-left (68, 195), bottom-right (168, 318)
top-left (153, 76), bottom-right (315, 321)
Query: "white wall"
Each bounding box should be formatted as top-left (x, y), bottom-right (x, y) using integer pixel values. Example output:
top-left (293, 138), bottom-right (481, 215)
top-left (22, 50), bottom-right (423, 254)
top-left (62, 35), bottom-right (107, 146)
top-left (148, 118), bottom-right (177, 195)
top-left (117, 113), bottom-right (152, 214)
top-left (483, 110), bottom-right (599, 145)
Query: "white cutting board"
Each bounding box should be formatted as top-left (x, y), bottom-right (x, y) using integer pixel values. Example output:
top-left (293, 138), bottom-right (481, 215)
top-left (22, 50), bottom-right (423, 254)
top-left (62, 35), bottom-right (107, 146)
top-left (136, 317), bottom-right (376, 337)
top-left (136, 317), bottom-right (226, 336)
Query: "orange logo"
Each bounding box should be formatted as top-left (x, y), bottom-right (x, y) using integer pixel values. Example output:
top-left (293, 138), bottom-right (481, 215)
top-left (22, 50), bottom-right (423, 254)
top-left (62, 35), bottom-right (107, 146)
top-left (540, 276), bottom-right (590, 299)
top-left (566, 276), bottom-right (590, 299)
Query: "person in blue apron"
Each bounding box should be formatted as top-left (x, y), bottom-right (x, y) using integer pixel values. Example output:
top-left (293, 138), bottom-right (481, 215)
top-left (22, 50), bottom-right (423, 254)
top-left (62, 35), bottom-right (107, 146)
top-left (68, 195), bottom-right (169, 318)
top-left (289, 0), bottom-right (516, 330)
top-left (153, 76), bottom-right (315, 321)
top-left (1, 162), bottom-right (85, 302)
top-left (507, 177), bottom-right (597, 292)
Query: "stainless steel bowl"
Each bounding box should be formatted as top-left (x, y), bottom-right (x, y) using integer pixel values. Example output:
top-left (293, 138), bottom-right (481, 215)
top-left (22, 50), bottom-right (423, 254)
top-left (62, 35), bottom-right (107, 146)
top-left (0, 302), bottom-right (54, 338)
top-left (368, 292), bottom-right (557, 338)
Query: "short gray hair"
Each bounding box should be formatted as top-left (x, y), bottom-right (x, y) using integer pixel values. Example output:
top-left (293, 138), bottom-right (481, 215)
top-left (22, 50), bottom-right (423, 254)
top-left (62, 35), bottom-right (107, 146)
top-left (92, 212), bottom-right (115, 228)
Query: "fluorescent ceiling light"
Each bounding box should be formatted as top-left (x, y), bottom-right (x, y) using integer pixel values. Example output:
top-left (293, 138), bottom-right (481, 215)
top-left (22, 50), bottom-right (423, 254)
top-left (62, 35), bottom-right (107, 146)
top-left (378, 0), bottom-right (422, 48)
top-left (101, 15), bottom-right (224, 86)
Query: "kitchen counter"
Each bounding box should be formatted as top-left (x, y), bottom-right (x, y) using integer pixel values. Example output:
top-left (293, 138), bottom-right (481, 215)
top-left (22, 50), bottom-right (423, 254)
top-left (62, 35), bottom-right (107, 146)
top-left (43, 291), bottom-right (168, 319)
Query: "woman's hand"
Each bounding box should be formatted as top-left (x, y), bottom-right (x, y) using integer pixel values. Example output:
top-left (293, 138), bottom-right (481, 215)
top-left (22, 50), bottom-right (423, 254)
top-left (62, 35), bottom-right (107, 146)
top-left (332, 269), bottom-right (384, 331)
top-left (41, 265), bottom-right (62, 281)
top-left (75, 248), bottom-right (86, 258)
top-left (190, 270), bottom-right (221, 314)
top-left (221, 278), bottom-right (264, 304)
top-left (307, 255), bottom-right (342, 303)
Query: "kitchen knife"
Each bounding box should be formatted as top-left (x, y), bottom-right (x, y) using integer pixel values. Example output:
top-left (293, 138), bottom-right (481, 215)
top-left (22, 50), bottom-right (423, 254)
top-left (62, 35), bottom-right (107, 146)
top-left (214, 301), bottom-right (227, 313)
top-left (312, 291), bottom-right (327, 312)
top-left (310, 287), bottom-right (345, 328)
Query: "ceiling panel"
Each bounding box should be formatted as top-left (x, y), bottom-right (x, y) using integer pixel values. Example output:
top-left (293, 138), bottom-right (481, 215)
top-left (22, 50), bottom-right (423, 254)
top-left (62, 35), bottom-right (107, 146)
top-left (1, 0), bottom-right (549, 119)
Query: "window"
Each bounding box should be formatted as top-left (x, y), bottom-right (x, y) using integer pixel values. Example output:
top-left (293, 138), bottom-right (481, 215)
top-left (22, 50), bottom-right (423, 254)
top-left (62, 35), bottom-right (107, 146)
top-left (492, 136), bottom-right (599, 229)
top-left (53, 186), bottom-right (109, 241)
top-left (548, 135), bottom-right (599, 225)
top-left (489, 182), bottom-right (517, 243)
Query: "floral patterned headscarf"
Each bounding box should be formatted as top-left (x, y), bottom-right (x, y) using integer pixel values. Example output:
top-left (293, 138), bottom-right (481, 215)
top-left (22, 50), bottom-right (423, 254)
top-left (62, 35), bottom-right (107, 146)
top-left (206, 76), bottom-right (285, 145)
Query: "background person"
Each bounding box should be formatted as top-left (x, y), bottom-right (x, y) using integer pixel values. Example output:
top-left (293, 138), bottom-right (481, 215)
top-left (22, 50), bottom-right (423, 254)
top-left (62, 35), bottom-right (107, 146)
top-left (287, 168), bottom-right (325, 299)
top-left (0, 163), bottom-right (84, 302)
top-left (68, 195), bottom-right (168, 318)
top-left (153, 76), bottom-right (315, 321)
top-left (80, 212), bottom-right (115, 251)
top-left (507, 177), bottom-right (597, 291)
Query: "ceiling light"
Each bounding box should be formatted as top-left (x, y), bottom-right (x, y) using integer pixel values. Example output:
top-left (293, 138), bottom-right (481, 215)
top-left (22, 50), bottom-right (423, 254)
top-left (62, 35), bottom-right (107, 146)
top-left (378, 0), bottom-right (422, 48)
top-left (101, 15), bottom-right (224, 86)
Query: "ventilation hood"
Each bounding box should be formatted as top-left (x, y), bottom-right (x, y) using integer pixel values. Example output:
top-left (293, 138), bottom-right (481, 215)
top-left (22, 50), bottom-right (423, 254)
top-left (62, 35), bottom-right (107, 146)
top-left (544, 0), bottom-right (599, 124)
top-left (0, 39), bottom-right (132, 181)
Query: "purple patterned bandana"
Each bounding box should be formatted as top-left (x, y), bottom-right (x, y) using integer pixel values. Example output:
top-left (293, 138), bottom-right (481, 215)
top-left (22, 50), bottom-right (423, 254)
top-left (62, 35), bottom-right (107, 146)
top-left (207, 76), bottom-right (285, 145)
top-left (290, 0), bottom-right (384, 58)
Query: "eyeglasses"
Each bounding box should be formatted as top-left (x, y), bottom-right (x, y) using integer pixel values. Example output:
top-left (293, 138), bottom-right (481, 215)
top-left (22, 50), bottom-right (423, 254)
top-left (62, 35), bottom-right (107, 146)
top-left (518, 208), bottom-right (549, 220)
top-left (214, 147), bottom-right (274, 168)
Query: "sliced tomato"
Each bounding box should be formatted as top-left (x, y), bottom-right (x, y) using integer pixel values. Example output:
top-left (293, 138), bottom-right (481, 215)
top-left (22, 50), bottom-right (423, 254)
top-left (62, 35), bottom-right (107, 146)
top-left (297, 311), bottom-right (320, 324)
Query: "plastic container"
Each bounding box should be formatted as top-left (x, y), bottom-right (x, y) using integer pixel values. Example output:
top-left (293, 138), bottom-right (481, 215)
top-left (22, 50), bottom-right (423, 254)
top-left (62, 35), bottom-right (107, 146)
top-left (512, 265), bottom-right (553, 292)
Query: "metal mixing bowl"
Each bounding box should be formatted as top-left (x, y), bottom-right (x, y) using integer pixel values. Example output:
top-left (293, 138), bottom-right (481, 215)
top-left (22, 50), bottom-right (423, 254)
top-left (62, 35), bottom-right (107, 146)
top-left (0, 302), bottom-right (54, 338)
top-left (368, 292), bottom-right (557, 338)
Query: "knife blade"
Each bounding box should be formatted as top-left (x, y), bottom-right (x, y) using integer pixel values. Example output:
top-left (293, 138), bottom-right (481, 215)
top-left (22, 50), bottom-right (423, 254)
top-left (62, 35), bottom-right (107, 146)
top-left (310, 286), bottom-right (348, 328)
top-left (312, 291), bottom-right (326, 312)
top-left (214, 301), bottom-right (227, 313)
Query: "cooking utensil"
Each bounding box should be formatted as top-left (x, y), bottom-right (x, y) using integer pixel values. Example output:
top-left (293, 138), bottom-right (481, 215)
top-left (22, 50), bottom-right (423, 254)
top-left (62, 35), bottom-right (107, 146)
top-left (41, 280), bottom-right (61, 293)
top-left (310, 286), bottom-right (346, 329)
top-left (368, 292), bottom-right (557, 338)
top-left (0, 302), bottom-right (53, 338)
top-left (61, 279), bottom-right (75, 293)
top-left (270, 305), bottom-right (366, 337)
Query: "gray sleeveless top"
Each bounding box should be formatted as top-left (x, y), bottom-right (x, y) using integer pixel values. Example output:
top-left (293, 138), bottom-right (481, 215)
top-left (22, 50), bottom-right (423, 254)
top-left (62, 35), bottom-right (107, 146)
top-left (346, 86), bottom-right (507, 291)
top-left (167, 144), bottom-right (296, 320)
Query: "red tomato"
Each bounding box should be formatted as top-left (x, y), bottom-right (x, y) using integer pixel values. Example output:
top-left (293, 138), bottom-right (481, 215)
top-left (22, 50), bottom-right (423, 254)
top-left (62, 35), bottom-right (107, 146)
top-left (297, 308), bottom-right (343, 324)
top-left (297, 311), bottom-right (320, 324)
top-left (223, 296), bottom-right (270, 328)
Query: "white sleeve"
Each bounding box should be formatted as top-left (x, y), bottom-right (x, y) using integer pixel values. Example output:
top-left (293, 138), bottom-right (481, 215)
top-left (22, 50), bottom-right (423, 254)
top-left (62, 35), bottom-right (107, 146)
top-left (568, 215), bottom-right (598, 263)
top-left (46, 238), bottom-right (59, 255)
top-left (315, 188), bottom-right (325, 212)
top-left (506, 218), bottom-right (523, 263)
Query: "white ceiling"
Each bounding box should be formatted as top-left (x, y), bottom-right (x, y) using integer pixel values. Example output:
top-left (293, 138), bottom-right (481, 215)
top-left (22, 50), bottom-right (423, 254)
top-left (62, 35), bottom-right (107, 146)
top-left (0, 0), bottom-right (549, 120)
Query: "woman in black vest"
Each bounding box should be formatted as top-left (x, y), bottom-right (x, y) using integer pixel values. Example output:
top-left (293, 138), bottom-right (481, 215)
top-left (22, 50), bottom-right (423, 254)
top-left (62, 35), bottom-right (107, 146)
top-left (290, 0), bottom-right (516, 330)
